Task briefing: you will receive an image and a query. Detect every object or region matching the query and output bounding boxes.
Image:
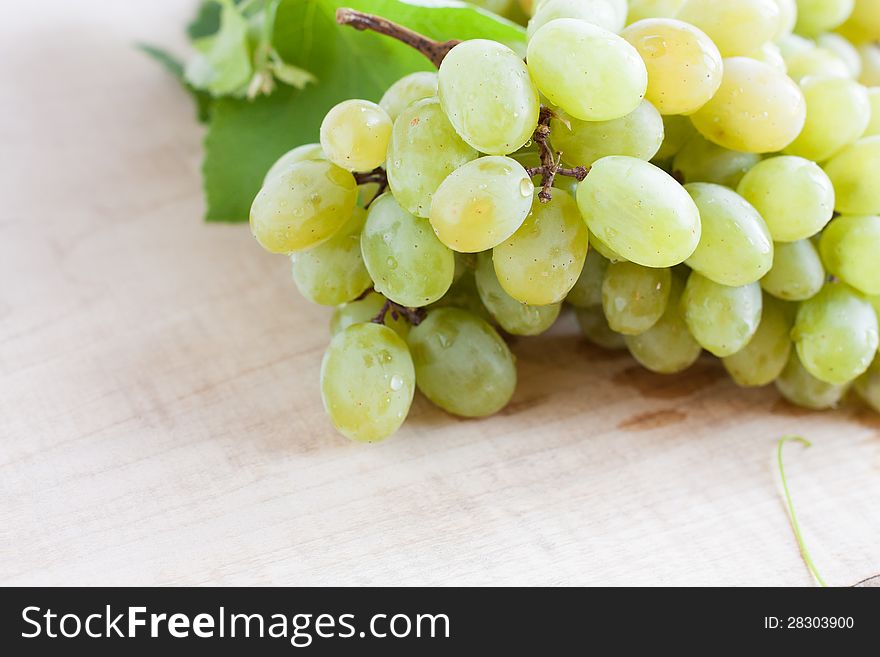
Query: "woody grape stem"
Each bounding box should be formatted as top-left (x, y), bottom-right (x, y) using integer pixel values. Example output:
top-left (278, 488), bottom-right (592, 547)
top-left (336, 11), bottom-right (589, 203)
top-left (526, 107), bottom-right (589, 203)
top-left (335, 8), bottom-right (459, 68)
top-left (371, 299), bottom-right (427, 327)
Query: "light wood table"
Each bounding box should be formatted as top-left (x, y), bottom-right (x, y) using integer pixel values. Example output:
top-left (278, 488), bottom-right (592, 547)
top-left (2, 1), bottom-right (878, 586)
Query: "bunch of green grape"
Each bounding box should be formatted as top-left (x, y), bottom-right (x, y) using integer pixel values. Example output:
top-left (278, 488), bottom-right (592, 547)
top-left (249, 0), bottom-right (880, 442)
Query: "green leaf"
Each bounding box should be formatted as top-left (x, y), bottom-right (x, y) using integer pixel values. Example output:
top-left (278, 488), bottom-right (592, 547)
top-left (139, 43), bottom-right (185, 77)
top-left (201, 0), bottom-right (525, 222)
top-left (185, 0), bottom-right (254, 97)
top-left (138, 43), bottom-right (214, 123)
top-left (188, 0), bottom-right (223, 40)
top-left (269, 51), bottom-right (317, 88)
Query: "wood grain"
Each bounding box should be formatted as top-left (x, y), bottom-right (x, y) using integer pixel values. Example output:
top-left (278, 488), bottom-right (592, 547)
top-left (1, 1), bottom-right (878, 586)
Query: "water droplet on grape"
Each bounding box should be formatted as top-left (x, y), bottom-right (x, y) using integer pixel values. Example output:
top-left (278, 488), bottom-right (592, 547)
top-left (390, 375), bottom-right (404, 391)
top-left (520, 178), bottom-right (534, 197)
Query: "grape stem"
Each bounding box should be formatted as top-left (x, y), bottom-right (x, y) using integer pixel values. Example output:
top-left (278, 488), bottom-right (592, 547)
top-left (353, 167), bottom-right (387, 186)
top-left (335, 8), bottom-right (459, 68)
top-left (353, 167), bottom-right (389, 207)
top-left (526, 106), bottom-right (589, 203)
top-left (371, 298), bottom-right (427, 327)
top-left (336, 10), bottom-right (589, 203)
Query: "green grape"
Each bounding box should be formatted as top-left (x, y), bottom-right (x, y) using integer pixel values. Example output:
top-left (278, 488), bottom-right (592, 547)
top-left (776, 350), bottom-right (849, 410)
top-left (470, 0), bottom-right (514, 15)
top-left (605, 0), bottom-right (629, 25)
top-left (794, 0), bottom-right (855, 37)
top-left (784, 77), bottom-right (871, 163)
top-left (576, 305), bottom-right (628, 350)
top-left (493, 192), bottom-right (589, 306)
top-left (746, 42), bottom-right (787, 72)
top-left (854, 354), bottom-right (880, 412)
top-left (429, 271), bottom-right (494, 325)
top-left (291, 207), bottom-right (371, 306)
top-left (772, 0), bottom-right (798, 39)
top-left (527, 19), bottom-right (648, 122)
top-left (681, 272), bottom-right (763, 357)
top-left (672, 134), bottom-right (761, 188)
top-left (430, 156), bottom-right (534, 253)
top-left (625, 272), bottom-right (703, 373)
top-left (502, 0), bottom-right (541, 19)
top-left (625, 0), bottom-right (686, 24)
top-left (691, 58), bottom-right (806, 153)
top-left (527, 0), bottom-right (625, 38)
top-left (823, 136), bottom-right (880, 215)
top-left (737, 156), bottom-right (835, 242)
top-left (676, 0), bottom-right (781, 57)
top-left (865, 87), bottom-right (880, 137)
top-left (438, 40), bottom-right (540, 155)
top-left (602, 261), bottom-right (672, 335)
top-left (407, 307), bottom-right (517, 417)
top-left (357, 183), bottom-right (381, 208)
top-left (816, 33), bottom-right (863, 77)
top-left (722, 295), bottom-right (794, 386)
top-left (550, 101), bottom-right (664, 168)
top-left (589, 231), bottom-right (627, 262)
top-left (330, 292), bottom-right (410, 339)
top-left (776, 33), bottom-right (814, 60)
top-left (784, 46), bottom-right (852, 83)
top-left (621, 18), bottom-right (723, 116)
top-left (859, 43), bottom-right (880, 86)
top-left (566, 249), bottom-right (610, 308)
top-left (684, 183), bottom-right (774, 287)
top-left (761, 239), bottom-right (826, 301)
top-left (869, 294), bottom-right (880, 317)
top-left (250, 160), bottom-right (357, 254)
top-left (386, 98), bottom-right (477, 219)
top-left (819, 215), bottom-right (880, 295)
top-left (378, 71), bottom-right (438, 121)
top-left (792, 282), bottom-right (879, 384)
top-left (264, 143), bottom-right (324, 185)
top-left (361, 194), bottom-right (454, 308)
top-left (654, 115), bottom-right (696, 161)
top-left (475, 252), bottom-right (561, 336)
top-left (319, 99), bottom-right (393, 172)
top-left (577, 156), bottom-right (701, 268)
top-left (320, 322), bottom-right (415, 442)
top-left (839, 0), bottom-right (880, 41)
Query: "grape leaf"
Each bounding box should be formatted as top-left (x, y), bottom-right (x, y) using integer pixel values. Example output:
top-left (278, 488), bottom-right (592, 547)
top-left (187, 0), bottom-right (223, 40)
top-left (185, 0), bottom-right (254, 97)
top-left (138, 44), bottom-right (213, 123)
top-left (201, 0), bottom-right (525, 222)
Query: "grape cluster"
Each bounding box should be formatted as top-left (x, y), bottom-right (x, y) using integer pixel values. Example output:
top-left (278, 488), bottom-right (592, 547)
top-left (250, 0), bottom-right (880, 442)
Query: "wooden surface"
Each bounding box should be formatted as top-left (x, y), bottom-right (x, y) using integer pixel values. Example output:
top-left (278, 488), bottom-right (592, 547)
top-left (2, 1), bottom-right (878, 587)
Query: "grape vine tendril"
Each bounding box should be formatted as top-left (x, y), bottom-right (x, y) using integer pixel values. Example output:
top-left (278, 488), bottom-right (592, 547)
top-left (777, 436), bottom-right (829, 587)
